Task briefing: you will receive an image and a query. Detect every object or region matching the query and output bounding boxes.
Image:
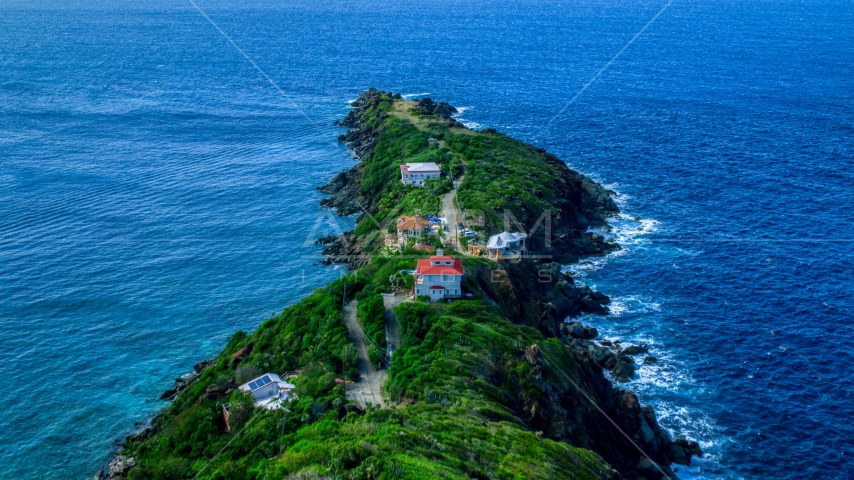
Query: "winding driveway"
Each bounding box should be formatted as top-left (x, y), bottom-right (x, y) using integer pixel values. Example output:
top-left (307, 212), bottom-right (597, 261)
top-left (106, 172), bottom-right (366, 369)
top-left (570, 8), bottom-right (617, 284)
top-left (382, 293), bottom-right (408, 356)
top-left (343, 300), bottom-right (385, 407)
top-left (442, 172), bottom-right (466, 253)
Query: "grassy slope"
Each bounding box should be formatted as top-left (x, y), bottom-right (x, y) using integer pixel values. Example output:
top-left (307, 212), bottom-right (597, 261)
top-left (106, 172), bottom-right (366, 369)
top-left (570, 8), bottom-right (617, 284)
top-left (351, 95), bottom-right (590, 244)
top-left (121, 95), bottom-right (621, 479)
top-left (124, 256), bottom-right (614, 479)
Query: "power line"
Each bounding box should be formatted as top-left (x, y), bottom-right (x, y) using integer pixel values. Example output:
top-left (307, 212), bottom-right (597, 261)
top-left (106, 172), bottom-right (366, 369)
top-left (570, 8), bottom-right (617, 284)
top-left (538, 348), bottom-right (673, 480)
top-left (548, 0), bottom-right (676, 125)
top-left (185, 0), bottom-right (317, 127)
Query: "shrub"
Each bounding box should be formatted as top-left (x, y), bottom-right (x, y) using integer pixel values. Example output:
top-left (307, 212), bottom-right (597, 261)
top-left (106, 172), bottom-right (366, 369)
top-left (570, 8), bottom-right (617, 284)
top-left (226, 390), bottom-right (256, 429)
top-left (235, 364), bottom-right (263, 384)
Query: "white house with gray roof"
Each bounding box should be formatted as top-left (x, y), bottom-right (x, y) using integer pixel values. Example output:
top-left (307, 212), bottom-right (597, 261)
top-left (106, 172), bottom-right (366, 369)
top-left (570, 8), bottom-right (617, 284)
top-left (400, 162), bottom-right (441, 186)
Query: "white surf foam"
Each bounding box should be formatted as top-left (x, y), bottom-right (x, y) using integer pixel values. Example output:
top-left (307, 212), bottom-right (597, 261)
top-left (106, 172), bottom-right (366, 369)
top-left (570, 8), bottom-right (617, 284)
top-left (565, 213), bottom-right (662, 280)
top-left (401, 92), bottom-right (430, 99)
top-left (596, 213), bottom-right (661, 243)
top-left (451, 106), bottom-right (485, 130)
top-left (560, 184), bottom-right (737, 478)
top-left (564, 247), bottom-right (630, 278)
top-left (574, 297), bottom-right (739, 479)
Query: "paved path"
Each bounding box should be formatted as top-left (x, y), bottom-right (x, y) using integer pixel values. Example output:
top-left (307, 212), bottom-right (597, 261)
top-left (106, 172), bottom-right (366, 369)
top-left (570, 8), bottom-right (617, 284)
top-left (382, 294), bottom-right (409, 357)
top-left (382, 293), bottom-right (411, 403)
top-left (343, 300), bottom-right (385, 407)
top-left (442, 173), bottom-right (466, 253)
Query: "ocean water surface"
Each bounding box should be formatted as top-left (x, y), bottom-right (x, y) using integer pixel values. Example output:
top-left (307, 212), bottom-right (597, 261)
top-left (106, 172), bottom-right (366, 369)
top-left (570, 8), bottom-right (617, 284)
top-left (1, 0), bottom-right (852, 478)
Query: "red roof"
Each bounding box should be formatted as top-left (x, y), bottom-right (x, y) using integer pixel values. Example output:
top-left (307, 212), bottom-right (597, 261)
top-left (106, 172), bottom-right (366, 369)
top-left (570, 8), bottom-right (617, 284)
top-left (412, 243), bottom-right (437, 253)
top-left (400, 164), bottom-right (409, 174)
top-left (415, 258), bottom-right (464, 275)
top-left (429, 285), bottom-right (446, 290)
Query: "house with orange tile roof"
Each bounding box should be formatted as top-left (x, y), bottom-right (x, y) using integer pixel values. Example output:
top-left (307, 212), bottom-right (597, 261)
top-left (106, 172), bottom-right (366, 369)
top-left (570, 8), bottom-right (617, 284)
top-left (396, 215), bottom-right (430, 247)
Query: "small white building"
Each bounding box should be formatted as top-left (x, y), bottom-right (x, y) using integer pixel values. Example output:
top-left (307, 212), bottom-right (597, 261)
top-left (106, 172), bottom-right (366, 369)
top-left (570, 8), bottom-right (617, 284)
top-left (238, 373), bottom-right (295, 410)
top-left (400, 162), bottom-right (441, 186)
top-left (486, 232), bottom-right (527, 263)
top-left (413, 251), bottom-right (464, 301)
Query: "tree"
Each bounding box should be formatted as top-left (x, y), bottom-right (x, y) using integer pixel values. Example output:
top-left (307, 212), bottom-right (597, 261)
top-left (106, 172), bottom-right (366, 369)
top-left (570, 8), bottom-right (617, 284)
top-left (225, 390), bottom-right (255, 429)
top-left (339, 343), bottom-right (358, 372)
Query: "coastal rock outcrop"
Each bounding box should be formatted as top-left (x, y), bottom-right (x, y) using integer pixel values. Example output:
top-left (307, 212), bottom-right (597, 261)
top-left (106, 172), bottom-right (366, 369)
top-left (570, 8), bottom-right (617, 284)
top-left (563, 321), bottom-right (599, 340)
top-left (319, 231), bottom-right (370, 270)
top-left (414, 97), bottom-right (458, 118)
top-left (468, 260), bottom-right (611, 338)
top-left (230, 342), bottom-right (253, 368)
top-left (158, 365), bottom-right (208, 401)
top-left (623, 344), bottom-right (649, 355)
top-left (670, 437), bottom-right (703, 465)
top-left (193, 359), bottom-right (213, 374)
top-left (318, 168), bottom-right (364, 216)
top-left (319, 88), bottom-right (395, 225)
top-left (319, 88), bottom-right (620, 267)
top-left (509, 344), bottom-right (691, 479)
top-left (560, 333), bottom-right (667, 384)
top-left (106, 454), bottom-right (135, 479)
top-left (108, 90), bottom-right (701, 480)
top-left (610, 354), bottom-right (637, 383)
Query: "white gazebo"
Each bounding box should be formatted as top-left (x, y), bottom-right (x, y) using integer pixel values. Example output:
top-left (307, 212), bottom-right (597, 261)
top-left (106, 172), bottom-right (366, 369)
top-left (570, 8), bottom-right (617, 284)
top-left (486, 232), bottom-right (527, 263)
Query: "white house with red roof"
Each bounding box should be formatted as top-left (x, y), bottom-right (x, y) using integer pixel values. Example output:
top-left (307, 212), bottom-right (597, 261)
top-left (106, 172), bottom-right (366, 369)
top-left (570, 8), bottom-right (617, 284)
top-left (400, 162), bottom-right (441, 186)
top-left (413, 250), bottom-right (464, 301)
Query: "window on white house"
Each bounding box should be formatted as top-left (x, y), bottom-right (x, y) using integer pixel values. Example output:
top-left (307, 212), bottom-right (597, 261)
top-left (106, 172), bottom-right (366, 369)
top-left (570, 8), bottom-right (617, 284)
top-left (442, 275), bottom-right (448, 281)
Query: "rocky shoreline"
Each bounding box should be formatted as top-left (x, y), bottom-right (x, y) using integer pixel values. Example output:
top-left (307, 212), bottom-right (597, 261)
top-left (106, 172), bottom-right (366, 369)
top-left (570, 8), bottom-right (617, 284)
top-left (314, 89), bottom-right (702, 478)
top-left (97, 90), bottom-right (702, 480)
top-left (92, 358), bottom-right (214, 479)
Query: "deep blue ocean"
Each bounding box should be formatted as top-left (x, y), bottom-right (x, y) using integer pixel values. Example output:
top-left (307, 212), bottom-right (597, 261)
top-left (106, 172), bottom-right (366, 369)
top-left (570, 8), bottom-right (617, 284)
top-left (2, 0), bottom-right (852, 478)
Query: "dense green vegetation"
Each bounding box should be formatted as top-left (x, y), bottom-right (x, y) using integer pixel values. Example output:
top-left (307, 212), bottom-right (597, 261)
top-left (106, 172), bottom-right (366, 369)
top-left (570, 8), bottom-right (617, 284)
top-left (356, 290), bottom-right (387, 368)
top-left (358, 111), bottom-right (455, 220)
top-left (445, 133), bottom-right (572, 232)
top-left (122, 254), bottom-right (614, 479)
top-left (119, 95), bottom-right (623, 479)
top-left (348, 95), bottom-right (589, 247)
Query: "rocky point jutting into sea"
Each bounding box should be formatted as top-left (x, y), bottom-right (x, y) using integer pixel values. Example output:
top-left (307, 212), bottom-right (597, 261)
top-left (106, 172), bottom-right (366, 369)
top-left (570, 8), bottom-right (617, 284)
top-left (100, 89), bottom-right (701, 480)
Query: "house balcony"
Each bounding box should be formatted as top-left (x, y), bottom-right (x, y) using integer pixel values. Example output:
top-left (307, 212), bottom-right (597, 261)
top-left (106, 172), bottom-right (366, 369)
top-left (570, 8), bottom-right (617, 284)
top-left (490, 249), bottom-right (523, 263)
